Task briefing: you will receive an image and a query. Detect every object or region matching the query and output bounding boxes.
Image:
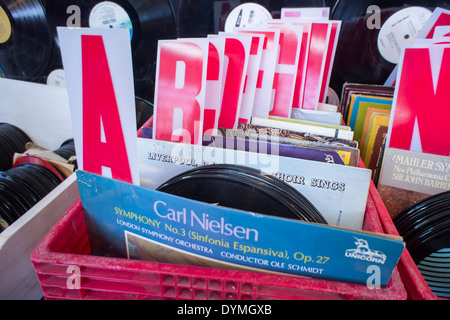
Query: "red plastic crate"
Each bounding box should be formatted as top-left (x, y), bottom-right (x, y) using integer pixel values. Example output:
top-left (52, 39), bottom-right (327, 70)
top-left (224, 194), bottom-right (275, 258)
top-left (31, 180), bottom-right (409, 300)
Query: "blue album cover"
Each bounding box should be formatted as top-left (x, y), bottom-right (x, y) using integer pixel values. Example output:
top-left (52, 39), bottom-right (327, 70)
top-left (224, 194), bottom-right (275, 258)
top-left (77, 170), bottom-right (404, 286)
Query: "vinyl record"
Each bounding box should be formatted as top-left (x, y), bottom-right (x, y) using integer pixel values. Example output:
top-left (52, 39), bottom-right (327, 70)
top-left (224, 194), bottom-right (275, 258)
top-left (157, 164), bottom-right (328, 224)
top-left (176, 0), bottom-right (326, 37)
top-left (0, 157), bottom-right (63, 232)
top-left (394, 191), bottom-right (450, 236)
top-left (135, 96), bottom-right (154, 129)
top-left (330, 0), bottom-right (450, 95)
top-left (0, 123), bottom-right (33, 171)
top-left (13, 155), bottom-right (65, 182)
top-left (53, 138), bottom-right (76, 160)
top-left (52, 138), bottom-right (78, 169)
top-left (417, 248), bottom-right (450, 298)
top-left (46, 0), bottom-right (177, 98)
top-left (393, 191), bottom-right (450, 298)
top-left (0, 0), bottom-right (53, 81)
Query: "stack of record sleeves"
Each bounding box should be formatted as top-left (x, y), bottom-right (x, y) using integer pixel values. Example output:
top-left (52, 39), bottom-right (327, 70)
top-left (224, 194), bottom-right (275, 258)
top-left (394, 191), bottom-right (450, 298)
top-left (157, 164), bottom-right (328, 224)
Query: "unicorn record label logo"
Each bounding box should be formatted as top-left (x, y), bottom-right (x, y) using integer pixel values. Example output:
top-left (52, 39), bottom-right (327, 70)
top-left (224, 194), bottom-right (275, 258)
top-left (345, 237), bottom-right (387, 264)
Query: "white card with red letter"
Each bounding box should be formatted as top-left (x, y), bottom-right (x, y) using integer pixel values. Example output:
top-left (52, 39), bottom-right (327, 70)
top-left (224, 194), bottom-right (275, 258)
top-left (57, 27), bottom-right (139, 185)
top-left (236, 27), bottom-right (281, 118)
top-left (204, 37), bottom-right (226, 135)
top-left (267, 20), bottom-right (303, 118)
top-left (386, 42), bottom-right (450, 157)
top-left (385, 7), bottom-right (450, 86)
top-left (215, 33), bottom-right (252, 129)
top-left (283, 19), bottom-right (331, 110)
top-left (289, 21), bottom-right (311, 110)
top-left (417, 7), bottom-right (450, 39)
top-left (433, 26), bottom-right (450, 38)
top-left (319, 20), bottom-right (341, 103)
top-left (236, 34), bottom-right (264, 124)
top-left (153, 39), bottom-right (209, 145)
top-left (300, 21), bottom-right (331, 110)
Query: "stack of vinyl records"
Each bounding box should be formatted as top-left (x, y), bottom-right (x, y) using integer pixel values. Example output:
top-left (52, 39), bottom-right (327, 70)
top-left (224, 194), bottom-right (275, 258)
top-left (0, 156), bottom-right (65, 231)
top-left (0, 123), bottom-right (33, 171)
top-left (394, 191), bottom-right (450, 298)
top-left (157, 164), bottom-right (328, 224)
top-left (0, 123), bottom-right (77, 232)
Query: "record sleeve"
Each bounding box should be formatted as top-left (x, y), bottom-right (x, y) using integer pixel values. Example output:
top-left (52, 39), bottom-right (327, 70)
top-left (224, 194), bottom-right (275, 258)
top-left (352, 100), bottom-right (392, 143)
top-left (378, 148), bottom-right (450, 218)
top-left (360, 108), bottom-right (390, 158)
top-left (217, 122), bottom-right (360, 166)
top-left (78, 169), bottom-right (403, 286)
top-left (347, 95), bottom-right (392, 131)
top-left (361, 113), bottom-right (389, 166)
top-left (340, 83), bottom-right (395, 120)
top-left (202, 133), bottom-right (347, 165)
top-left (368, 124), bottom-right (388, 186)
top-left (251, 116), bottom-right (354, 140)
top-left (137, 137), bottom-right (371, 229)
top-left (234, 122), bottom-right (358, 148)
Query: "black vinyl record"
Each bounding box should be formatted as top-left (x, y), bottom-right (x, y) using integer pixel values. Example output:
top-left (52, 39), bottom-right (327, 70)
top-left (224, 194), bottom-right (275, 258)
top-left (175, 0), bottom-right (326, 37)
top-left (53, 138), bottom-right (76, 160)
top-left (0, 158), bottom-right (63, 232)
top-left (393, 191), bottom-right (450, 298)
top-left (157, 164), bottom-right (328, 224)
top-left (46, 0), bottom-right (177, 100)
top-left (416, 247), bottom-right (450, 298)
top-left (135, 96), bottom-right (153, 129)
top-left (330, 0), bottom-right (450, 95)
top-left (0, 123), bottom-right (33, 171)
top-left (0, 0), bottom-right (53, 81)
top-left (52, 137), bottom-right (78, 169)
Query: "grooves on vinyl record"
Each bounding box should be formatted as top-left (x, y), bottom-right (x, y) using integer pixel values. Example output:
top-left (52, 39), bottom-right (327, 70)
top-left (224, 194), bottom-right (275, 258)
top-left (156, 163), bottom-right (328, 225)
top-left (394, 191), bottom-right (450, 298)
top-left (0, 0), bottom-right (53, 82)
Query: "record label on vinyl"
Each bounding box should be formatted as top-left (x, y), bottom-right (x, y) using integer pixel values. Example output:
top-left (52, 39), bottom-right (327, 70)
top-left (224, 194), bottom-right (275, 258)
top-left (89, 1), bottom-right (133, 39)
top-left (224, 3), bottom-right (272, 32)
top-left (0, 6), bottom-right (11, 44)
top-left (377, 6), bottom-right (432, 64)
top-left (46, 69), bottom-right (66, 88)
